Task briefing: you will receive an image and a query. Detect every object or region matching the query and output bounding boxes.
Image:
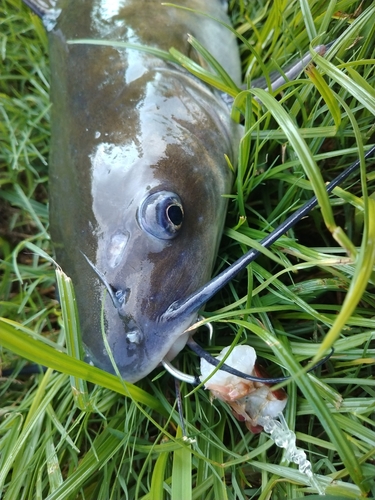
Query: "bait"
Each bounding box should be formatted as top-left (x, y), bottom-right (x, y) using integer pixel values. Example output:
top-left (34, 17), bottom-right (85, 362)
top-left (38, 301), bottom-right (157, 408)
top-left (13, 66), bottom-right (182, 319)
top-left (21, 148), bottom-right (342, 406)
top-left (200, 345), bottom-right (288, 433)
top-left (200, 345), bottom-right (326, 494)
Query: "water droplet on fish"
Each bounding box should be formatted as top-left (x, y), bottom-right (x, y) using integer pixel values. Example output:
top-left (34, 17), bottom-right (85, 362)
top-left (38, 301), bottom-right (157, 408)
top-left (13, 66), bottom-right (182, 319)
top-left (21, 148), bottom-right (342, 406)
top-left (107, 231), bottom-right (130, 268)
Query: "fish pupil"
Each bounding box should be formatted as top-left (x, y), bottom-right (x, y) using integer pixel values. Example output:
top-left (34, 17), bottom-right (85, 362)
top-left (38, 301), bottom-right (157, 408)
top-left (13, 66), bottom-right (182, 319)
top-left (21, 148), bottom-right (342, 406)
top-left (167, 204), bottom-right (183, 227)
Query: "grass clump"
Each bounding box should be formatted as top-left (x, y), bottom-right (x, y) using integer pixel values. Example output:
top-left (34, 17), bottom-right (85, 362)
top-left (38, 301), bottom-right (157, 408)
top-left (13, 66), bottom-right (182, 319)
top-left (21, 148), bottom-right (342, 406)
top-left (1, 0), bottom-right (375, 499)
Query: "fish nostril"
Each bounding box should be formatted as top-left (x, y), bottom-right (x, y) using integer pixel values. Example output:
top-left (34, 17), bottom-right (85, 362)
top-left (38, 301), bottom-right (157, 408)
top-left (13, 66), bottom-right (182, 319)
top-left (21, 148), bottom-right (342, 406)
top-left (114, 287), bottom-right (129, 305)
top-left (109, 286), bottom-right (130, 312)
top-left (126, 330), bottom-right (143, 344)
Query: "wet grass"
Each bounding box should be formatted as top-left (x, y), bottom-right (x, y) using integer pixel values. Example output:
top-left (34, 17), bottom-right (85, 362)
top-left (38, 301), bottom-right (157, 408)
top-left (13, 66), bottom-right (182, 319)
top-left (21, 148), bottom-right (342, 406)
top-left (1, 0), bottom-right (375, 499)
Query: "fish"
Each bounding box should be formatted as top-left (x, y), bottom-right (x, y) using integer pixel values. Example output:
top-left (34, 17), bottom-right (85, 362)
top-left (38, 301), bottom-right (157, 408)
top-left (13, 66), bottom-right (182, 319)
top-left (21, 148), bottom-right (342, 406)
top-left (25, 0), bottom-right (243, 382)
top-left (24, 0), bottom-right (341, 385)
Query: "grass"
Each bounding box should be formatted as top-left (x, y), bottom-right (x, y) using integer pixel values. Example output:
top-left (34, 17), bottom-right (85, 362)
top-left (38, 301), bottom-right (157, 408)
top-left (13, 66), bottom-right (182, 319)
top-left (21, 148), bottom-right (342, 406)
top-left (1, 0), bottom-right (375, 498)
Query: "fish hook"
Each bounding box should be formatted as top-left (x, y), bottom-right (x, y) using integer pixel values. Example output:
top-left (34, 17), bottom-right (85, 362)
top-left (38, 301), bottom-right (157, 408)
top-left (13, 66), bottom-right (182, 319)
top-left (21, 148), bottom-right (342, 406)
top-left (161, 321), bottom-right (334, 384)
top-left (187, 335), bottom-right (334, 383)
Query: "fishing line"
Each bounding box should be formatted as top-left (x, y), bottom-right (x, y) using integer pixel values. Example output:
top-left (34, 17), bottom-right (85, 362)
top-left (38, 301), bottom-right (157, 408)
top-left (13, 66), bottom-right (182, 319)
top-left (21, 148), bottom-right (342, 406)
top-left (187, 337), bottom-right (334, 384)
top-left (164, 144), bottom-right (375, 320)
top-left (163, 148), bottom-right (375, 384)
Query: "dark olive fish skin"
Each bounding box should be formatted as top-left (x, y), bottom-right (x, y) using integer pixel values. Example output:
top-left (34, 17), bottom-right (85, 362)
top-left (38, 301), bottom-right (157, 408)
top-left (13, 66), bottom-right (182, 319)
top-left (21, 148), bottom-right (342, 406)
top-left (41, 0), bottom-right (242, 382)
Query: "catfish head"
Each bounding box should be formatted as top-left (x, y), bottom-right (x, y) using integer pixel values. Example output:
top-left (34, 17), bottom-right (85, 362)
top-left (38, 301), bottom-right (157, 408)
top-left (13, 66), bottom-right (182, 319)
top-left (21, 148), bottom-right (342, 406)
top-left (63, 71), bottom-right (240, 382)
top-left (39, 0), bottom-right (242, 382)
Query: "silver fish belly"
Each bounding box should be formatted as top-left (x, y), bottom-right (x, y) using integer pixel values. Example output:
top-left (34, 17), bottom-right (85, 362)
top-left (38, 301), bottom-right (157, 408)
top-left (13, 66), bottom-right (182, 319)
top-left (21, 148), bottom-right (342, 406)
top-left (45, 0), bottom-right (241, 382)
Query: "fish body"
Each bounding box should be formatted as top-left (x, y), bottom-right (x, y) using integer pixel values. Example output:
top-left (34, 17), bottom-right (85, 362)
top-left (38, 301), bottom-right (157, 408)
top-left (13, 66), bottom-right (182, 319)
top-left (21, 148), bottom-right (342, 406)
top-left (43, 0), bottom-right (241, 381)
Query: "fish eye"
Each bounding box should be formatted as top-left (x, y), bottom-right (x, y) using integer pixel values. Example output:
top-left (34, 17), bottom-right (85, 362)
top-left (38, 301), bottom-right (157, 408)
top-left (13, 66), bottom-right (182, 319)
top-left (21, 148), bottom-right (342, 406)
top-left (139, 191), bottom-right (184, 240)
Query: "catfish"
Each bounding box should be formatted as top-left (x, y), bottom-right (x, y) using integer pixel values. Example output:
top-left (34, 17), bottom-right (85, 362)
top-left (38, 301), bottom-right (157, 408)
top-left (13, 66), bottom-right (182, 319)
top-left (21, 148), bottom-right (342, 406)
top-left (26, 0), bottom-right (242, 381)
top-left (24, 0), bottom-right (346, 383)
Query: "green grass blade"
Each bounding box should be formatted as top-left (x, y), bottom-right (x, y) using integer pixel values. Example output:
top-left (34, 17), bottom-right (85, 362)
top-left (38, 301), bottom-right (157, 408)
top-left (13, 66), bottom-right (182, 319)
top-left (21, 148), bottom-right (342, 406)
top-left (55, 268), bottom-right (90, 410)
top-left (68, 39), bottom-right (176, 62)
top-left (171, 427), bottom-right (192, 500)
top-left (0, 318), bottom-right (165, 413)
top-left (315, 198), bottom-right (375, 359)
top-left (149, 451), bottom-right (169, 500)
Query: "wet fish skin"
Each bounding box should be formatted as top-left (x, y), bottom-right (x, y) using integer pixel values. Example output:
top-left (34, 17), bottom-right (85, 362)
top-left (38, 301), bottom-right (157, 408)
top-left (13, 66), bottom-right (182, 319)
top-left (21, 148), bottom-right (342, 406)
top-left (43, 0), bottom-right (242, 382)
